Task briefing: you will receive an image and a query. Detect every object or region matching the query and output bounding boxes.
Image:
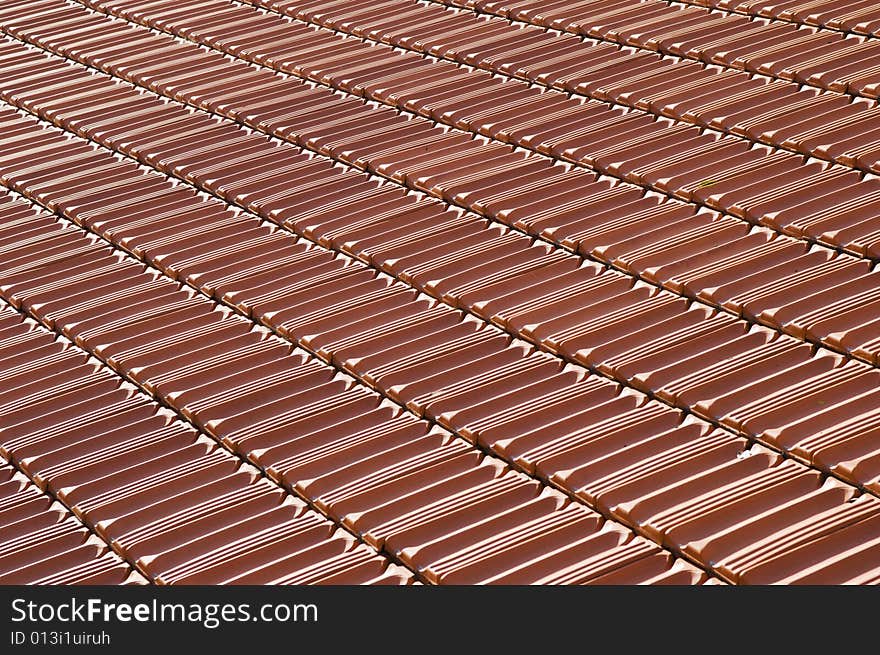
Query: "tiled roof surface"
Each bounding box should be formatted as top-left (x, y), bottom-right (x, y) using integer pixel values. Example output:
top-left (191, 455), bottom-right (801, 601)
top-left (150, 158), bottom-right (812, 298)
top-left (1, 0), bottom-right (880, 585)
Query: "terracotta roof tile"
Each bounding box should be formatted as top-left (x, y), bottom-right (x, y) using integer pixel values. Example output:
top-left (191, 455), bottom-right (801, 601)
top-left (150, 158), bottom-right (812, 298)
top-left (1, 0), bottom-right (879, 585)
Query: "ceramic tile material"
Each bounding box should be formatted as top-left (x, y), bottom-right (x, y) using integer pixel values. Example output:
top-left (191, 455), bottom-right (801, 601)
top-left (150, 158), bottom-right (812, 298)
top-left (0, 0), bottom-right (879, 586)
top-left (426, 0), bottom-right (880, 93)
top-left (0, 459), bottom-right (144, 584)
top-left (0, 302), bottom-right (414, 584)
